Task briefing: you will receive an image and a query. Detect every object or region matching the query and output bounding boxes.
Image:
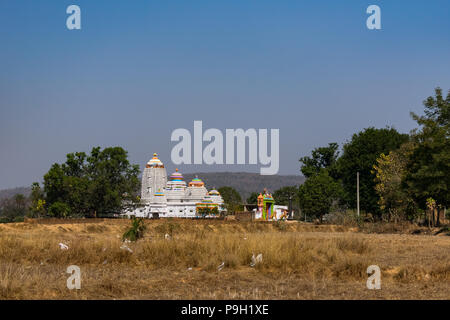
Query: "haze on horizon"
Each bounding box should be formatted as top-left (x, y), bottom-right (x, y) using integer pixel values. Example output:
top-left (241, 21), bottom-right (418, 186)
top-left (1, 0), bottom-right (449, 189)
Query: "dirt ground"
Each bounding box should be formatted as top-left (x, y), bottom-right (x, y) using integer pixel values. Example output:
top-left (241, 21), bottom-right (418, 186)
top-left (0, 219), bottom-right (448, 299)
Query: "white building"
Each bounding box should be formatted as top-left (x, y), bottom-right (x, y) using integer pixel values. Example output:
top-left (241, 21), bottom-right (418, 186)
top-left (125, 153), bottom-right (225, 218)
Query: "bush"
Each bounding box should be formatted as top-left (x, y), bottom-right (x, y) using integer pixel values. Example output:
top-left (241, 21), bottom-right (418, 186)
top-left (48, 202), bottom-right (71, 218)
top-left (122, 217), bottom-right (146, 242)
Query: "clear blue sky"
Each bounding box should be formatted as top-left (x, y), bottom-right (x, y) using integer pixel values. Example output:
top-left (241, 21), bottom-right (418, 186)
top-left (1, 0), bottom-right (449, 189)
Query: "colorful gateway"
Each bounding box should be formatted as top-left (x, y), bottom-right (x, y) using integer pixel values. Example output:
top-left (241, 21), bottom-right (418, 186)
top-left (125, 153), bottom-right (225, 218)
top-left (254, 189), bottom-right (288, 221)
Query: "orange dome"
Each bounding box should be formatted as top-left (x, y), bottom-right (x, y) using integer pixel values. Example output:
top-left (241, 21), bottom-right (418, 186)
top-left (189, 176), bottom-right (205, 187)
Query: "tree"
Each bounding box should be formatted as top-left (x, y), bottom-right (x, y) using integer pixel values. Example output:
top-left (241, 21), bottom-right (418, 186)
top-left (246, 192), bottom-right (259, 204)
top-left (298, 170), bottom-right (342, 222)
top-left (336, 127), bottom-right (409, 215)
top-left (273, 186), bottom-right (299, 205)
top-left (0, 194), bottom-right (29, 222)
top-left (217, 186), bottom-right (242, 214)
top-left (48, 201), bottom-right (71, 218)
top-left (372, 142), bottom-right (417, 222)
top-left (43, 146), bottom-right (140, 218)
top-left (29, 182), bottom-right (46, 218)
top-left (273, 186), bottom-right (300, 218)
top-left (299, 143), bottom-right (339, 178)
top-left (404, 88), bottom-right (450, 226)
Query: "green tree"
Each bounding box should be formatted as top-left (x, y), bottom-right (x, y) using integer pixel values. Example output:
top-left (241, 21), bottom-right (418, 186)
top-left (48, 201), bottom-right (71, 218)
top-left (43, 146), bottom-right (140, 218)
top-left (29, 182), bottom-right (46, 218)
top-left (298, 170), bottom-right (342, 222)
top-left (336, 127), bottom-right (409, 215)
top-left (246, 192), bottom-right (259, 204)
top-left (273, 186), bottom-right (299, 205)
top-left (404, 88), bottom-right (450, 225)
top-left (217, 186), bottom-right (242, 214)
top-left (299, 143), bottom-right (339, 178)
top-left (372, 142), bottom-right (417, 222)
top-left (0, 194), bottom-right (29, 222)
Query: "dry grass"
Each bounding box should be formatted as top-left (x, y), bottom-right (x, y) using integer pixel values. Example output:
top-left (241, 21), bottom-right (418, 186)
top-left (0, 219), bottom-right (448, 299)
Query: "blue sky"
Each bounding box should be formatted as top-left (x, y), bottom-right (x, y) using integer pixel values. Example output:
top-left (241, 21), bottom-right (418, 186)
top-left (1, 0), bottom-right (449, 189)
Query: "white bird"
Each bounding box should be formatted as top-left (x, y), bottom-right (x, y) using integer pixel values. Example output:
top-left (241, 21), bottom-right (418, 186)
top-left (250, 253), bottom-right (263, 267)
top-left (59, 243), bottom-right (69, 250)
top-left (120, 244), bottom-right (133, 253)
top-left (217, 262), bottom-right (225, 271)
top-left (256, 253), bottom-right (263, 263)
top-left (165, 233), bottom-right (171, 240)
top-left (187, 267), bottom-right (193, 271)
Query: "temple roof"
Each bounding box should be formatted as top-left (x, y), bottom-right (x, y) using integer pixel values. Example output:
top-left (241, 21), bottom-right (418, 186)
top-left (189, 175), bottom-right (205, 187)
top-left (170, 168), bottom-right (184, 181)
top-left (147, 153), bottom-right (164, 167)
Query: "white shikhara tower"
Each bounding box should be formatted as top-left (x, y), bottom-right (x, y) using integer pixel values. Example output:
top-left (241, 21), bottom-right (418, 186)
top-left (126, 153), bottom-right (225, 218)
top-left (141, 153), bottom-right (167, 203)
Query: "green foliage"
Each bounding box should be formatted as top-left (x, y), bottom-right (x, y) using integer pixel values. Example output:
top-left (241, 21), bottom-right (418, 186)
top-left (336, 127), bottom-right (409, 215)
top-left (298, 170), bottom-right (343, 222)
top-left (48, 201), bottom-right (71, 218)
top-left (43, 146), bottom-right (140, 218)
top-left (122, 217), bottom-right (146, 242)
top-left (273, 186), bottom-right (299, 205)
top-left (299, 143), bottom-right (340, 178)
top-left (197, 206), bottom-right (219, 217)
top-left (273, 186), bottom-right (300, 217)
top-left (0, 194), bottom-right (29, 222)
top-left (217, 186), bottom-right (242, 214)
top-left (372, 142), bottom-right (418, 222)
top-left (246, 192), bottom-right (259, 204)
top-left (404, 88), bottom-right (450, 211)
top-left (29, 182), bottom-right (46, 218)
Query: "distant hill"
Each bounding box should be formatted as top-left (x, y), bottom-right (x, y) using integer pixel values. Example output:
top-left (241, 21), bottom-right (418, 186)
top-left (0, 187), bottom-right (31, 200)
top-left (0, 173), bottom-right (305, 202)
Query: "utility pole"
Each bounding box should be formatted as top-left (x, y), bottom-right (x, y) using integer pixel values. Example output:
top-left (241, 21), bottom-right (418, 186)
top-left (357, 171), bottom-right (360, 217)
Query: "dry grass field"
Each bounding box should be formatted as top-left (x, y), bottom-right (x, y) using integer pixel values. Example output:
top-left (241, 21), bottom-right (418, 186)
top-left (0, 219), bottom-right (448, 300)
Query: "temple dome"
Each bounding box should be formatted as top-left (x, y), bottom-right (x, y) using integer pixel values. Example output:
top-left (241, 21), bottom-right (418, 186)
top-left (189, 176), bottom-right (205, 187)
top-left (209, 189), bottom-right (220, 196)
top-left (170, 168), bottom-right (184, 181)
top-left (166, 168), bottom-right (186, 191)
top-left (146, 153), bottom-right (164, 167)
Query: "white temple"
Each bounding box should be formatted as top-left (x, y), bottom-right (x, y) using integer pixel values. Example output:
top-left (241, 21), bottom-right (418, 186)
top-left (125, 153), bottom-right (225, 219)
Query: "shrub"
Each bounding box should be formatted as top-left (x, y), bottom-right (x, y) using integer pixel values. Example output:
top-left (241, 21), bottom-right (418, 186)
top-left (48, 202), bottom-right (71, 218)
top-left (122, 217), bottom-right (146, 242)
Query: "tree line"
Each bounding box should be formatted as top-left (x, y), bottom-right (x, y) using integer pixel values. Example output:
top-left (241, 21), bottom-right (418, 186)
top-left (0, 147), bottom-right (140, 221)
top-left (1, 88), bottom-right (448, 225)
top-left (280, 88), bottom-right (448, 225)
